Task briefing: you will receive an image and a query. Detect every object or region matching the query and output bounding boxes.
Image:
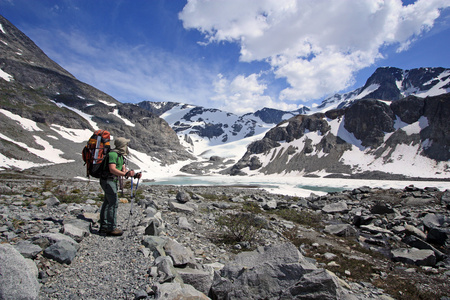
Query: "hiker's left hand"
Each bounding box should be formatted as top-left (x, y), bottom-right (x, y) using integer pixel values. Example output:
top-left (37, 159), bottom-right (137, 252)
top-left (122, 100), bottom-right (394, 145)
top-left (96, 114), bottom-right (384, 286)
top-left (134, 172), bottom-right (142, 179)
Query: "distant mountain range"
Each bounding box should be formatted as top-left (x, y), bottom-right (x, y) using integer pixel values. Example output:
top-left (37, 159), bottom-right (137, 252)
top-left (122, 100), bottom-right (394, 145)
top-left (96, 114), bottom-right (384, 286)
top-left (0, 13), bottom-right (449, 180)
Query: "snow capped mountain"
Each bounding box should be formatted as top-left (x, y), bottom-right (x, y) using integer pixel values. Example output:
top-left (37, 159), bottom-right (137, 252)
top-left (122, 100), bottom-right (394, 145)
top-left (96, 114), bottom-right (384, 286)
top-left (1, 13), bottom-right (449, 181)
top-left (231, 94), bottom-right (450, 179)
top-left (138, 102), bottom-right (307, 160)
top-left (315, 67), bottom-right (450, 113)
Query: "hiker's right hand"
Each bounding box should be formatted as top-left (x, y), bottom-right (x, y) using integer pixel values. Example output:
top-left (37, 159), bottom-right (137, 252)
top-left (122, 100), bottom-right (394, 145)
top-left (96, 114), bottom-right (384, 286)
top-left (125, 170), bottom-right (135, 178)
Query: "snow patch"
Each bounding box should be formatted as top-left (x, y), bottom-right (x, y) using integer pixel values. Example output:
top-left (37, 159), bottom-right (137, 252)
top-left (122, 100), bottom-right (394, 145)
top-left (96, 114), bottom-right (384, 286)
top-left (50, 124), bottom-right (93, 143)
top-left (98, 100), bottom-right (117, 107)
top-left (109, 109), bottom-right (135, 127)
top-left (0, 109), bottom-right (42, 131)
top-left (53, 101), bottom-right (99, 130)
top-left (0, 133), bottom-right (73, 170)
top-left (0, 68), bottom-right (13, 82)
top-left (357, 84), bottom-right (380, 99)
top-left (0, 23), bottom-right (6, 34)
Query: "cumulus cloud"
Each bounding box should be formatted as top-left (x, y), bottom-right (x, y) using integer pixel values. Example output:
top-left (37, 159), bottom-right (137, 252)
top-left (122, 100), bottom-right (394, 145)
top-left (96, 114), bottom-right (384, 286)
top-left (180, 0), bottom-right (450, 102)
top-left (211, 73), bottom-right (297, 114)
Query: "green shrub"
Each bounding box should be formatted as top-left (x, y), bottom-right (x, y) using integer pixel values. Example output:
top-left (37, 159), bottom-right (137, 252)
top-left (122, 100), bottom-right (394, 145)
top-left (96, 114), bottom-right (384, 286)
top-left (216, 212), bottom-right (265, 246)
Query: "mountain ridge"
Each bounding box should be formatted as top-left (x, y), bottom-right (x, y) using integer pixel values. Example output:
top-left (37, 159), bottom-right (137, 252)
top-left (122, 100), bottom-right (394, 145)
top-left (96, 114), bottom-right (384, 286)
top-left (1, 13), bottom-right (449, 180)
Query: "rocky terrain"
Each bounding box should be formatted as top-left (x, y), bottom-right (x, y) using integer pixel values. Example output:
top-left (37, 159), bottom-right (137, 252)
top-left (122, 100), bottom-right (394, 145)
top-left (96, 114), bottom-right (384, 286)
top-left (1, 178), bottom-right (449, 299)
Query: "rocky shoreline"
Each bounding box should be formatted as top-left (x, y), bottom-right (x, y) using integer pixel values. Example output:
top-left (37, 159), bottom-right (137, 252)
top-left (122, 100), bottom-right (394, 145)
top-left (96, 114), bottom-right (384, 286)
top-left (0, 178), bottom-right (449, 299)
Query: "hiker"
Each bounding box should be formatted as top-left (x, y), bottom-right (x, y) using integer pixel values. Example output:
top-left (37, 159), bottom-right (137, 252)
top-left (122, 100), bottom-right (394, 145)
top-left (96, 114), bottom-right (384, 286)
top-left (99, 137), bottom-right (141, 236)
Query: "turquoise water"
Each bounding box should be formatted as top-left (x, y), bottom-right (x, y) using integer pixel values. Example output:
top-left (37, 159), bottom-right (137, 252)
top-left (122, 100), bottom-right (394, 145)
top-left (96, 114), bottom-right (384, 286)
top-left (144, 176), bottom-right (344, 195)
top-left (294, 184), bottom-right (347, 194)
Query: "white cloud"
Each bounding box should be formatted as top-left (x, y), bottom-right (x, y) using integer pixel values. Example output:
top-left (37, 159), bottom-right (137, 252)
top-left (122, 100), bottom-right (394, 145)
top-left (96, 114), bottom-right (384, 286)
top-left (180, 0), bottom-right (450, 102)
top-left (211, 73), bottom-right (297, 114)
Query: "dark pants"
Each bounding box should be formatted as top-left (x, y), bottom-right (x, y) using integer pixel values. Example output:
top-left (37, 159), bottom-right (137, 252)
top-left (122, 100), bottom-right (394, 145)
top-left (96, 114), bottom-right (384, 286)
top-left (99, 178), bottom-right (118, 230)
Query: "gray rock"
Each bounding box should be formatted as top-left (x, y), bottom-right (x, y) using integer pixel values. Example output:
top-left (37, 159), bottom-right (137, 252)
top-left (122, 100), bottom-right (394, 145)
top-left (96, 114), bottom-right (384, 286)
top-left (404, 224), bottom-right (427, 240)
top-left (324, 224), bottom-right (357, 237)
top-left (176, 267), bottom-right (214, 295)
top-left (360, 224), bottom-right (393, 235)
top-left (391, 248), bottom-right (436, 266)
top-left (168, 201), bottom-right (195, 214)
top-left (210, 243), bottom-right (320, 299)
top-left (43, 240), bottom-right (77, 264)
top-left (422, 213), bottom-right (445, 229)
top-left (427, 227), bottom-right (449, 246)
top-left (13, 240), bottom-right (42, 259)
top-left (282, 269), bottom-right (344, 299)
top-left (153, 282), bottom-right (209, 300)
top-left (153, 256), bottom-right (180, 284)
top-left (441, 190), bottom-right (450, 208)
top-left (0, 243), bottom-right (40, 300)
top-left (44, 196), bottom-right (60, 207)
top-left (402, 235), bottom-right (447, 261)
top-left (164, 239), bottom-right (195, 267)
top-left (262, 199), bottom-right (277, 210)
top-left (61, 219), bottom-right (91, 242)
top-left (142, 236), bottom-right (168, 257)
top-left (176, 190), bottom-right (191, 203)
top-left (32, 232), bottom-right (80, 250)
top-left (322, 202), bottom-right (348, 214)
top-left (178, 216), bottom-right (192, 231)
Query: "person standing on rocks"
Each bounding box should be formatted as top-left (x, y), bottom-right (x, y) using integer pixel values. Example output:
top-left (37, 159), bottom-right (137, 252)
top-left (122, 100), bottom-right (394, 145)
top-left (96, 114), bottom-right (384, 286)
top-left (99, 137), bottom-right (141, 236)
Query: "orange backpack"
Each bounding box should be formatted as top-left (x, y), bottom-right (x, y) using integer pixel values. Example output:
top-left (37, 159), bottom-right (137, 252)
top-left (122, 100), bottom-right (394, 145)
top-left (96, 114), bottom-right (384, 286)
top-left (82, 130), bottom-right (111, 178)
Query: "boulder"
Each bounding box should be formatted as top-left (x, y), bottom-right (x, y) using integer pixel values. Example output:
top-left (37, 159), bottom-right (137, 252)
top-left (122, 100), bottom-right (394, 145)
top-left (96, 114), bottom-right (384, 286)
top-left (169, 201), bottom-right (195, 214)
top-left (281, 269), bottom-right (345, 299)
top-left (44, 196), bottom-right (60, 207)
top-left (178, 216), bottom-right (192, 231)
top-left (163, 239), bottom-right (195, 267)
top-left (322, 202), bottom-right (348, 214)
top-left (210, 243), bottom-right (333, 300)
top-left (176, 190), bottom-right (191, 203)
top-left (324, 224), bottom-right (358, 237)
top-left (153, 282), bottom-right (209, 300)
top-left (13, 240), bottom-right (42, 259)
top-left (153, 256), bottom-right (181, 284)
top-left (391, 248), bottom-right (436, 266)
top-left (427, 227), bottom-right (450, 246)
top-left (43, 240), bottom-right (77, 264)
top-left (142, 236), bottom-right (168, 257)
top-left (32, 232), bottom-right (80, 250)
top-left (422, 213), bottom-right (445, 230)
top-left (176, 267), bottom-right (214, 295)
top-left (0, 243), bottom-right (40, 300)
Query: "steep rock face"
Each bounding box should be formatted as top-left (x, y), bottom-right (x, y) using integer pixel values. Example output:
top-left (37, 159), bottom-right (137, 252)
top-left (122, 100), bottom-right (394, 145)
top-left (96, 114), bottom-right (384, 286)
top-left (421, 93), bottom-right (450, 161)
top-left (390, 95), bottom-right (425, 124)
top-left (362, 67), bottom-right (404, 100)
top-left (344, 99), bottom-right (395, 148)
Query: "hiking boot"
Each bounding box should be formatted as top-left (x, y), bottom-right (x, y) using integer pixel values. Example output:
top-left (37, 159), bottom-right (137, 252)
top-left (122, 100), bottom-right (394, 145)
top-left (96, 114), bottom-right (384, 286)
top-left (107, 228), bottom-right (123, 236)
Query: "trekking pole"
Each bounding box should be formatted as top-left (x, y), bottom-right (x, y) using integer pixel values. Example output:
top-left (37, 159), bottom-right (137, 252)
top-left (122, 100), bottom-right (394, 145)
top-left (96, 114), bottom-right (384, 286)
top-left (125, 173), bottom-right (141, 236)
top-left (126, 177), bottom-right (134, 233)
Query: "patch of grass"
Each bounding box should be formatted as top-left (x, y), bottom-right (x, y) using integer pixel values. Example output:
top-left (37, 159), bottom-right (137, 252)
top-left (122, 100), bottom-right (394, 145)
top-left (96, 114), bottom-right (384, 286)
top-left (272, 208), bottom-right (323, 229)
top-left (57, 193), bottom-right (85, 204)
top-left (199, 193), bottom-right (229, 202)
top-left (242, 201), bottom-right (263, 214)
top-left (283, 226), bottom-right (315, 247)
top-left (373, 275), bottom-right (446, 300)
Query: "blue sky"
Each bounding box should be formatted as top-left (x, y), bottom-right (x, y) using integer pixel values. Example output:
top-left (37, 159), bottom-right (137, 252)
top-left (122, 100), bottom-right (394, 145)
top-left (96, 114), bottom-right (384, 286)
top-left (1, 0), bottom-right (449, 114)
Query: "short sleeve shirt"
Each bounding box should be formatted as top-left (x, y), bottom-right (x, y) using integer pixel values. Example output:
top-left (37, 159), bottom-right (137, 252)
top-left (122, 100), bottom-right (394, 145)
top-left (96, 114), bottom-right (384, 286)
top-left (107, 151), bottom-right (124, 171)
